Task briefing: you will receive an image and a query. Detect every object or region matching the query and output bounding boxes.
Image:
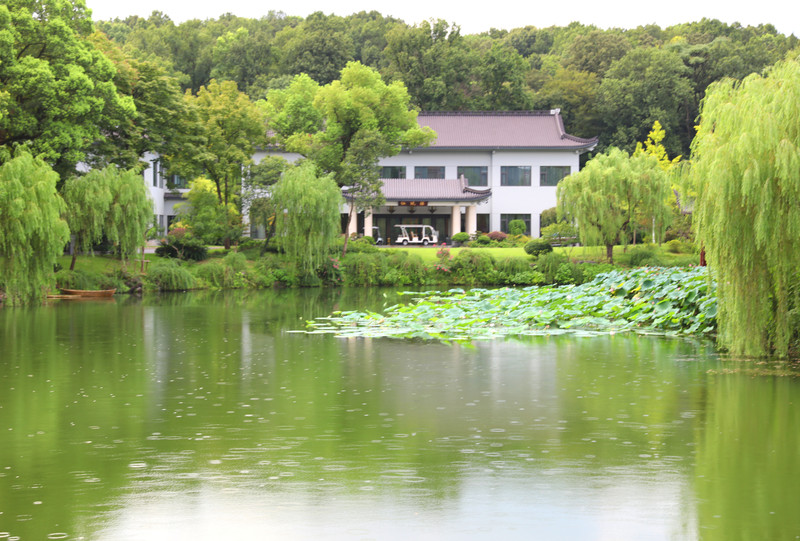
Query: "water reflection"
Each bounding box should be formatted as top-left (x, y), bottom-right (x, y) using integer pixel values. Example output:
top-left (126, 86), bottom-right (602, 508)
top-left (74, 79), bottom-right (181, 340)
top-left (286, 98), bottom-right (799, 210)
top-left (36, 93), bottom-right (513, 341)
top-left (1, 290), bottom-right (798, 540)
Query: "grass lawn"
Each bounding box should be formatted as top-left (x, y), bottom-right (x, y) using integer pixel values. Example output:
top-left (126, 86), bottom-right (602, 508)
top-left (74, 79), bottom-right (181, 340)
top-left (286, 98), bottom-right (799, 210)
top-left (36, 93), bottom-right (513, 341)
top-left (378, 243), bottom-right (699, 266)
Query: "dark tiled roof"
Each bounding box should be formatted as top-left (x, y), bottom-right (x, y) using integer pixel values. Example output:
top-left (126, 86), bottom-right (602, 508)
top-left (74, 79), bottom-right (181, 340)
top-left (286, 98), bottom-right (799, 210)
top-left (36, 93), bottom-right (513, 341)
top-left (417, 110), bottom-right (598, 150)
top-left (379, 178), bottom-right (491, 202)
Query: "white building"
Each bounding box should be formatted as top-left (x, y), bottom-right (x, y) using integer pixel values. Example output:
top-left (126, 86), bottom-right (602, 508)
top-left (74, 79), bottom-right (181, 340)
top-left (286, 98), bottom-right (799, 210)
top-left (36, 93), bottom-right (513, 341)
top-left (144, 109), bottom-right (596, 241)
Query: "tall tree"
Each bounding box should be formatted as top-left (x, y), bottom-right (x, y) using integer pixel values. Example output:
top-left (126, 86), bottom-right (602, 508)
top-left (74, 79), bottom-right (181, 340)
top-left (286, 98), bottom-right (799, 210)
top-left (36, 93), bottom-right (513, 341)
top-left (0, 152), bottom-right (70, 305)
top-left (273, 12), bottom-right (355, 85)
top-left (0, 0), bottom-right (134, 179)
top-left (557, 147), bottom-right (671, 263)
top-left (62, 169), bottom-right (113, 271)
top-left (475, 42), bottom-right (533, 110)
top-left (690, 58), bottom-right (800, 357)
top-left (271, 161), bottom-right (342, 279)
top-left (598, 47), bottom-right (694, 157)
top-left (176, 79), bottom-right (264, 248)
top-left (382, 19), bottom-right (474, 110)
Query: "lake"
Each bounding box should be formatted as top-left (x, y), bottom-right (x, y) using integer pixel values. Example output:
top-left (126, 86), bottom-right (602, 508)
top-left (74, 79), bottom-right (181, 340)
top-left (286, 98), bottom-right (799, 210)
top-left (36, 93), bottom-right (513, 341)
top-left (1, 288), bottom-right (798, 540)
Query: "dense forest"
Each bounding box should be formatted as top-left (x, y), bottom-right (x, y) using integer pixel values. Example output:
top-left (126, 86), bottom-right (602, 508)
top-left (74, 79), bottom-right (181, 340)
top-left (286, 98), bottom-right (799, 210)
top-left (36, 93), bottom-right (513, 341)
top-left (96, 11), bottom-right (797, 158)
top-left (2, 1), bottom-right (798, 181)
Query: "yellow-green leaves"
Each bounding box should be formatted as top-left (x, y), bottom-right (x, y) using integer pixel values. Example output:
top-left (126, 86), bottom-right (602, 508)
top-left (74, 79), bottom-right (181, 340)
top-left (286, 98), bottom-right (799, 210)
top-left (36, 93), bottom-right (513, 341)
top-left (691, 57), bottom-right (800, 357)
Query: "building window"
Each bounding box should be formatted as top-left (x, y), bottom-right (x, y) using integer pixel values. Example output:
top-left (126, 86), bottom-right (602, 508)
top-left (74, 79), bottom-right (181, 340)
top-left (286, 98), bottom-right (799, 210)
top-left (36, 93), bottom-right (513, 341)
top-left (457, 166), bottom-right (488, 186)
top-left (500, 214), bottom-right (531, 235)
top-left (151, 160), bottom-right (160, 187)
top-left (167, 174), bottom-right (188, 189)
top-left (500, 166), bottom-right (531, 186)
top-left (381, 166), bottom-right (406, 178)
top-left (540, 166), bottom-right (571, 187)
top-left (414, 166), bottom-right (445, 179)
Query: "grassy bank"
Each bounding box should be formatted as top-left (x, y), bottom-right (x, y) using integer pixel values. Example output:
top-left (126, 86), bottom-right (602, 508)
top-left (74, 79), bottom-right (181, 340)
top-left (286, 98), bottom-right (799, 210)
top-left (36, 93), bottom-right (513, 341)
top-left (44, 240), bottom-right (699, 295)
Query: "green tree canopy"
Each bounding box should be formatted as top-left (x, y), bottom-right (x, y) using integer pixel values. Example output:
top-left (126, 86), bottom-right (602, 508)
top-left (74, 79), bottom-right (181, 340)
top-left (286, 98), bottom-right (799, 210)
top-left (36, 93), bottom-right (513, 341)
top-left (176, 79), bottom-right (265, 205)
top-left (598, 47), bottom-right (694, 157)
top-left (690, 58), bottom-right (800, 357)
top-left (0, 0), bottom-right (134, 179)
top-left (557, 147), bottom-right (672, 263)
top-left (271, 161), bottom-right (342, 278)
top-left (0, 152), bottom-right (70, 305)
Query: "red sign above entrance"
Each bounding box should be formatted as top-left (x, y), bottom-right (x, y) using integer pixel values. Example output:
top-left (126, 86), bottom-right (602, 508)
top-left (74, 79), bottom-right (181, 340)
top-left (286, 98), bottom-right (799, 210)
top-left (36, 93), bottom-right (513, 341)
top-left (398, 201), bottom-right (428, 207)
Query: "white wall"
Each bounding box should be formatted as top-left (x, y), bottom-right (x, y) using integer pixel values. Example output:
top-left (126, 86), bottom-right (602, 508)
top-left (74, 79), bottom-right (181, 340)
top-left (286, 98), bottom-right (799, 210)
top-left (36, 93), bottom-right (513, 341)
top-left (379, 149), bottom-right (580, 236)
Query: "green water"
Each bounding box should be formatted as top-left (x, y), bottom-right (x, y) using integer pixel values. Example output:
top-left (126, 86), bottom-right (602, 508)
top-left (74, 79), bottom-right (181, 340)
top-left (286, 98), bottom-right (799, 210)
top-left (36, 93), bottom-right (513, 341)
top-left (1, 289), bottom-right (798, 540)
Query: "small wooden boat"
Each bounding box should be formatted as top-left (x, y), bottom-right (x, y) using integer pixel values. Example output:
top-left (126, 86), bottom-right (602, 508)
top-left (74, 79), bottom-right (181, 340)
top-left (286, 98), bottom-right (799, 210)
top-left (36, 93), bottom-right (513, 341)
top-left (59, 288), bottom-right (116, 297)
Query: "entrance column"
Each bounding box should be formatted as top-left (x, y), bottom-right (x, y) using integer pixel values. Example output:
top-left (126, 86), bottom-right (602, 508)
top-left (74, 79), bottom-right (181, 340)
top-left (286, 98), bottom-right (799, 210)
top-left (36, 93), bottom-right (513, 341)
top-left (363, 209), bottom-right (373, 238)
top-left (465, 205), bottom-right (477, 235)
top-left (347, 205), bottom-right (358, 237)
top-left (450, 204), bottom-right (462, 238)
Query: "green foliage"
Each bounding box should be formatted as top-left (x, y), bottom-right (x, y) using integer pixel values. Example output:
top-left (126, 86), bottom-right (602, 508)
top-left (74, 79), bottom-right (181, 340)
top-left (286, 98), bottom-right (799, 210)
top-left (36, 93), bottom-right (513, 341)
top-left (536, 252), bottom-right (570, 284)
top-left (178, 177), bottom-right (242, 245)
top-left (557, 147), bottom-right (672, 263)
top-left (451, 232), bottom-right (470, 244)
top-left (55, 269), bottom-right (124, 291)
top-left (664, 239), bottom-right (694, 254)
top-left (473, 235), bottom-right (491, 246)
top-left (524, 239), bottom-right (554, 257)
top-left (175, 79), bottom-right (264, 223)
top-left (144, 259), bottom-right (196, 291)
top-left (63, 170), bottom-right (114, 262)
top-left (627, 245), bottom-right (665, 267)
top-left (449, 249), bottom-right (497, 285)
top-left (0, 0), bottom-right (134, 178)
top-left (540, 222), bottom-right (579, 245)
top-left (271, 162), bottom-right (342, 277)
top-left (507, 219), bottom-right (527, 236)
top-left (309, 267), bottom-right (718, 341)
top-left (0, 152), bottom-right (70, 305)
top-left (341, 252), bottom-right (388, 286)
top-left (381, 251), bottom-right (428, 286)
top-left (155, 228), bottom-right (208, 261)
top-left (103, 167), bottom-right (154, 261)
top-left (690, 57), bottom-right (800, 357)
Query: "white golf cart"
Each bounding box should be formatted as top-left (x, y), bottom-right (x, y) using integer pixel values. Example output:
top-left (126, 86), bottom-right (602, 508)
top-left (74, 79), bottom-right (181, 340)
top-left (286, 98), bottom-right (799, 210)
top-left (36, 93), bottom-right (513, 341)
top-left (393, 224), bottom-right (439, 246)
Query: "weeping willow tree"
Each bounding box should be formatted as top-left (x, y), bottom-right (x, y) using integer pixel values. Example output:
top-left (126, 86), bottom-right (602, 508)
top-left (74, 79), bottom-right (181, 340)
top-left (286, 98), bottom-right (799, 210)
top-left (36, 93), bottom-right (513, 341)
top-left (0, 152), bottom-right (70, 305)
top-left (63, 169), bottom-right (114, 270)
top-left (105, 167), bottom-right (153, 263)
top-left (690, 58), bottom-right (800, 357)
top-left (557, 147), bottom-right (672, 263)
top-left (271, 161), bottom-right (342, 278)
top-left (64, 167), bottom-right (152, 267)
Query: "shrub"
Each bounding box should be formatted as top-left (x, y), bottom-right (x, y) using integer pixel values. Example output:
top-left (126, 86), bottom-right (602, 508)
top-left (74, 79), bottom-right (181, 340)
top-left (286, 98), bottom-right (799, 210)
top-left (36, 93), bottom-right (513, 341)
top-left (540, 222), bottom-right (578, 245)
top-left (664, 239), bottom-right (695, 254)
top-left (382, 252), bottom-right (428, 285)
top-left (55, 269), bottom-right (126, 291)
top-left (536, 252), bottom-right (569, 283)
top-left (507, 271), bottom-right (546, 286)
top-left (452, 232), bottom-right (470, 244)
top-left (335, 235), bottom-right (378, 253)
top-left (155, 228), bottom-right (208, 261)
top-left (539, 207), bottom-right (558, 228)
top-left (256, 254), bottom-right (299, 287)
top-left (487, 231), bottom-right (507, 242)
top-left (145, 259), bottom-right (196, 291)
top-left (450, 249), bottom-right (497, 285)
top-left (472, 234), bottom-right (491, 246)
top-left (628, 245), bottom-right (663, 267)
top-left (223, 251), bottom-right (248, 273)
top-left (341, 252), bottom-right (387, 286)
top-left (524, 239), bottom-right (553, 256)
top-left (508, 219), bottom-right (527, 236)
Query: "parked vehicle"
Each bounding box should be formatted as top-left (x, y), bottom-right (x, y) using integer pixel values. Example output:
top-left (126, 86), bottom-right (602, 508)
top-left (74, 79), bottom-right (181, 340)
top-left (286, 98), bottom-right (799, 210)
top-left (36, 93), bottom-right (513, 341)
top-left (372, 226), bottom-right (384, 245)
top-left (393, 224), bottom-right (439, 245)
